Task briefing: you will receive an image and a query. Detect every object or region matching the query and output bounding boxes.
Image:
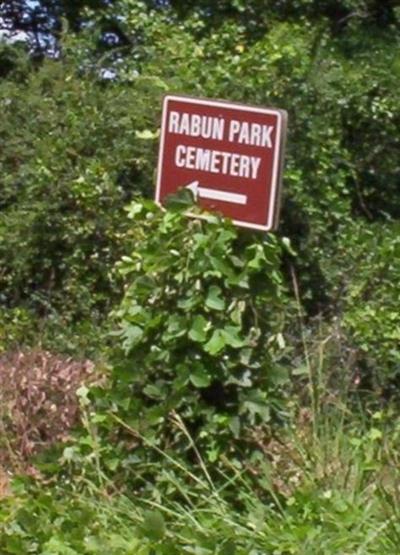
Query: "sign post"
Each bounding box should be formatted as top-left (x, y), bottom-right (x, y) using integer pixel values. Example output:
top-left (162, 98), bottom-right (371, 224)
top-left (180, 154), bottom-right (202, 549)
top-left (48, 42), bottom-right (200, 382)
top-left (156, 95), bottom-right (287, 231)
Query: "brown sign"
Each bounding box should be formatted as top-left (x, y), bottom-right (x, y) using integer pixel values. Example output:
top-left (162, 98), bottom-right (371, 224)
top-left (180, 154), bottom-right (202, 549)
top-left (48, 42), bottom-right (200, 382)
top-left (156, 95), bottom-right (287, 231)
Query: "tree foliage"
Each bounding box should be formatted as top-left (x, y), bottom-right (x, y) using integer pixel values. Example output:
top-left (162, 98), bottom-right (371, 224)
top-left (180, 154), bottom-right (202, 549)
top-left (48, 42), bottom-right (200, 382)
top-left (0, 0), bottom-right (399, 387)
top-left (0, 1), bottom-right (111, 51)
top-left (0, 48), bottom-right (162, 327)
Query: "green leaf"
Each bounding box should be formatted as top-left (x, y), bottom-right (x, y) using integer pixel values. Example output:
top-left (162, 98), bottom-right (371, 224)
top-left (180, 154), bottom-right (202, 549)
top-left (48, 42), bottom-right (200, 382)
top-left (189, 315), bottom-right (209, 343)
top-left (369, 428), bottom-right (382, 441)
top-left (163, 315), bottom-right (187, 342)
top-left (282, 236), bottom-right (296, 256)
top-left (292, 365), bottom-right (309, 376)
top-left (246, 245), bottom-right (266, 269)
top-left (122, 325), bottom-right (144, 351)
top-left (143, 384), bottom-right (164, 400)
top-left (164, 188), bottom-right (195, 210)
top-left (241, 391), bottom-right (270, 422)
top-left (204, 329), bottom-right (226, 355)
top-left (141, 510), bottom-right (166, 541)
top-left (210, 256), bottom-right (233, 277)
top-left (205, 286), bottom-right (226, 311)
top-left (219, 540), bottom-right (237, 555)
top-left (227, 370), bottom-right (253, 388)
top-left (230, 300), bottom-right (245, 325)
top-left (190, 367), bottom-right (211, 388)
top-left (222, 326), bottom-right (246, 348)
top-left (243, 401), bottom-right (270, 422)
top-left (276, 332), bottom-right (286, 349)
top-left (105, 457), bottom-right (120, 471)
top-left (178, 294), bottom-right (200, 311)
top-left (228, 416), bottom-right (241, 438)
top-left (135, 129), bottom-right (159, 140)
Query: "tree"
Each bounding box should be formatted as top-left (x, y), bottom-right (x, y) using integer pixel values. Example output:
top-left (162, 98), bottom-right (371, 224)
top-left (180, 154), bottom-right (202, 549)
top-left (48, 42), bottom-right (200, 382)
top-left (164, 0), bottom-right (399, 36)
top-left (0, 0), bottom-right (116, 53)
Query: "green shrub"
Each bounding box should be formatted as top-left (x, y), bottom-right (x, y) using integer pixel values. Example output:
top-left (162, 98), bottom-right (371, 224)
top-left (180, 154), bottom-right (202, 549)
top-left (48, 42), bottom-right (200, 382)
top-left (320, 220), bottom-right (400, 394)
top-left (0, 51), bottom-right (163, 330)
top-left (104, 200), bottom-right (292, 466)
top-left (0, 308), bottom-right (36, 353)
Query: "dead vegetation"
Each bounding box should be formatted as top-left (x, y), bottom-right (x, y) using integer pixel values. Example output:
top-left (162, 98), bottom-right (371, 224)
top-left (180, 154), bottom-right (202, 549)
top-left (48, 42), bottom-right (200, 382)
top-left (0, 350), bottom-right (95, 474)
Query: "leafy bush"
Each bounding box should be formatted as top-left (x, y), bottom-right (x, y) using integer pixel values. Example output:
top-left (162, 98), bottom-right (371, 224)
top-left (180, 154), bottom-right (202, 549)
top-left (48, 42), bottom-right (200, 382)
top-left (0, 50), bottom-right (163, 330)
top-left (320, 221), bottom-right (400, 393)
top-left (126, 12), bottom-right (399, 318)
top-left (2, 7), bottom-right (399, 395)
top-left (94, 200), bottom-right (292, 468)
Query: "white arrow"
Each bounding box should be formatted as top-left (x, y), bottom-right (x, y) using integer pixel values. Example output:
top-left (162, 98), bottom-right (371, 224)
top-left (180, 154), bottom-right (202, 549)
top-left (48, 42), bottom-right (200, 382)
top-left (186, 181), bottom-right (247, 205)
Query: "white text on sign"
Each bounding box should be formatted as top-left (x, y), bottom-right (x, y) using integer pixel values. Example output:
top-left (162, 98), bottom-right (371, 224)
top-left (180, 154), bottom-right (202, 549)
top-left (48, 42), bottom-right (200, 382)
top-left (168, 112), bottom-right (274, 148)
top-left (156, 95), bottom-right (287, 231)
top-left (169, 111), bottom-right (275, 180)
top-left (175, 146), bottom-right (260, 179)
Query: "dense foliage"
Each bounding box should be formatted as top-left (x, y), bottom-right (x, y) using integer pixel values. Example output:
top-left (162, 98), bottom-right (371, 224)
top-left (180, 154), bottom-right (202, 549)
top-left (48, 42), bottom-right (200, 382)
top-left (2, 406), bottom-right (400, 554)
top-left (0, 45), bottom-right (161, 347)
top-left (105, 202), bottom-right (291, 465)
top-left (1, 1), bottom-right (400, 551)
top-left (1, 0), bottom-right (399, 375)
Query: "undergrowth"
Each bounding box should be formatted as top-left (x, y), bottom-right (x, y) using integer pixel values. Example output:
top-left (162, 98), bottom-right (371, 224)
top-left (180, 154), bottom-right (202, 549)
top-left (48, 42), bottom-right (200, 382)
top-left (2, 396), bottom-right (400, 554)
top-left (2, 204), bottom-right (399, 554)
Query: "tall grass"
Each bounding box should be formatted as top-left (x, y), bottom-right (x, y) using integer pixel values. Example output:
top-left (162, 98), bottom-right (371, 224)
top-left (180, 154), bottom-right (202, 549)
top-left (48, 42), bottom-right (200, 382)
top-left (1, 303), bottom-right (399, 554)
top-left (2, 393), bottom-right (399, 554)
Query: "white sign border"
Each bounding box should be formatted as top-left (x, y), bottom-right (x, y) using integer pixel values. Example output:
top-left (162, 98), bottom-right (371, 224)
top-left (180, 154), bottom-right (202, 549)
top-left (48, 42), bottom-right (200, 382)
top-left (155, 94), bottom-right (286, 232)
